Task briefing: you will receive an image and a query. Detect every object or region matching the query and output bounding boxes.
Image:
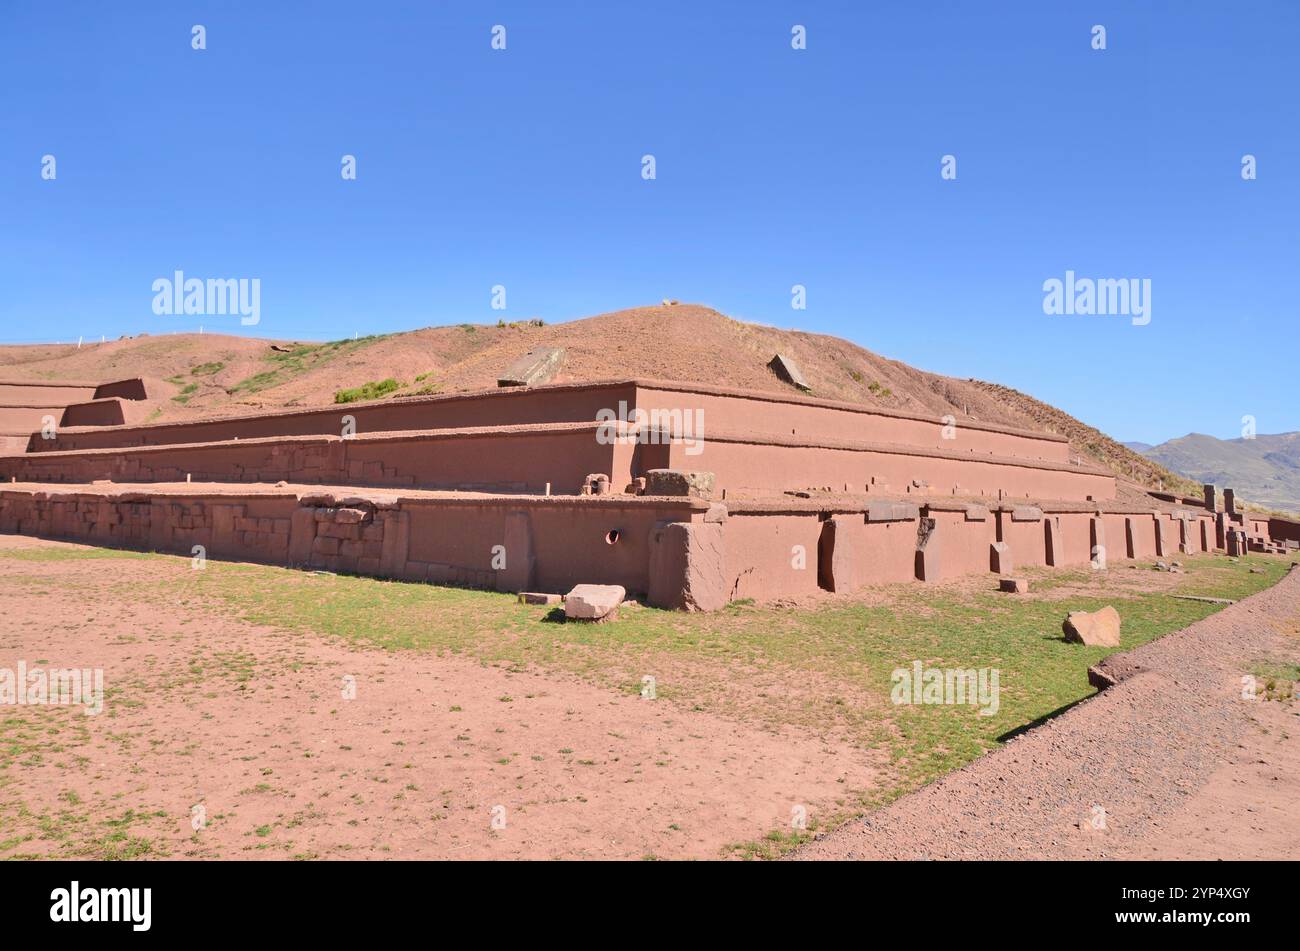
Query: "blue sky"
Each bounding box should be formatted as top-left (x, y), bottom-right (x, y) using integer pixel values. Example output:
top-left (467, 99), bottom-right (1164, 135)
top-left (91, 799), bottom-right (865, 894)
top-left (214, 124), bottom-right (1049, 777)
top-left (2, 1), bottom-right (1295, 444)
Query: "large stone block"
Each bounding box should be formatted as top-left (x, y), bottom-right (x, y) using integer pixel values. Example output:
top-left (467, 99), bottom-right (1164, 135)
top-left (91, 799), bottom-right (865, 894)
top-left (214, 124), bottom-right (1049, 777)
top-left (866, 501), bottom-right (919, 523)
top-left (767, 353), bottom-right (811, 392)
top-left (915, 516), bottom-right (941, 581)
top-left (644, 469), bottom-right (715, 499)
top-left (648, 520), bottom-right (727, 611)
top-left (1044, 516), bottom-right (1062, 567)
top-left (1062, 606), bottom-right (1121, 647)
top-left (497, 347), bottom-right (566, 387)
top-left (495, 510), bottom-right (536, 593)
top-left (564, 583), bottom-right (625, 620)
top-left (817, 515), bottom-right (856, 593)
top-left (990, 540), bottom-right (1012, 574)
top-left (1089, 516), bottom-right (1106, 568)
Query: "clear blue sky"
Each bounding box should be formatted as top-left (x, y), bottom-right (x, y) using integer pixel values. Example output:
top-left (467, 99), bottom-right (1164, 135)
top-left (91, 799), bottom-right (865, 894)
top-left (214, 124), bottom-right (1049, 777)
top-left (2, 1), bottom-right (1295, 444)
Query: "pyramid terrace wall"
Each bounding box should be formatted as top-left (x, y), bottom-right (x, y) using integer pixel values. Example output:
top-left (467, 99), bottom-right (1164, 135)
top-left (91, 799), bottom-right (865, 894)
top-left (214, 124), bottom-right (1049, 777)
top-left (0, 378), bottom-right (149, 454)
top-left (2, 423), bottom-right (657, 497)
top-left (0, 484), bottom-right (1279, 609)
top-left (3, 425), bottom-right (1108, 502)
top-left (28, 379), bottom-right (1069, 465)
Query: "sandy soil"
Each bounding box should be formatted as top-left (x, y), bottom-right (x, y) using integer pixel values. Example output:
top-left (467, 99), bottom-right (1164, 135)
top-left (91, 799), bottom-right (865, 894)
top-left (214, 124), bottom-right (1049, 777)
top-left (795, 566), bottom-right (1300, 860)
top-left (0, 535), bottom-right (876, 860)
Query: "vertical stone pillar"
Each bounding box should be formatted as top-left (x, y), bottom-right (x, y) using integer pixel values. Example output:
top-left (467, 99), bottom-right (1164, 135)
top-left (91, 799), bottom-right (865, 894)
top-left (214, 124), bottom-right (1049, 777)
top-left (915, 517), bottom-right (942, 581)
top-left (817, 515), bottom-right (858, 593)
top-left (1224, 489), bottom-right (1237, 516)
top-left (496, 511), bottom-right (537, 593)
top-left (648, 518), bottom-right (727, 610)
top-left (1044, 517), bottom-right (1062, 567)
top-left (1203, 484), bottom-right (1216, 513)
top-left (1089, 516), bottom-right (1106, 568)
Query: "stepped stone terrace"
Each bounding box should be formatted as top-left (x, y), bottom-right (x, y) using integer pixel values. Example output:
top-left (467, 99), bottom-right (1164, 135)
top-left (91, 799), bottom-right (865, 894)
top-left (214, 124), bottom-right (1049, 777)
top-left (1, 377), bottom-right (1293, 609)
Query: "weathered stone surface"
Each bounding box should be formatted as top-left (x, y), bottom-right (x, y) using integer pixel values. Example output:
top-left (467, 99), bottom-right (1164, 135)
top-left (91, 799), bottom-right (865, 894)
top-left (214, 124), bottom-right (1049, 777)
top-left (497, 347), bottom-right (566, 387)
top-left (648, 520), bottom-right (727, 611)
top-left (915, 516), bottom-right (941, 582)
top-left (495, 510), bottom-right (536, 593)
top-left (1086, 653), bottom-right (1149, 690)
top-left (1062, 605), bottom-right (1121, 647)
top-left (644, 469), bottom-right (715, 498)
top-left (866, 501), bottom-right (919, 523)
top-left (990, 541), bottom-right (1012, 575)
top-left (768, 353), bottom-right (811, 392)
top-left (564, 583), bottom-right (625, 620)
top-left (817, 515), bottom-right (855, 593)
top-left (964, 504), bottom-right (989, 522)
top-left (999, 577), bottom-right (1028, 594)
top-left (1010, 505), bottom-right (1043, 522)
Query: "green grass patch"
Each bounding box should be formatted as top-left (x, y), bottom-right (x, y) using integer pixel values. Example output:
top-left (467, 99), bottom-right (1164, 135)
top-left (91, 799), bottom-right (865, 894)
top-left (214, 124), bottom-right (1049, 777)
top-left (229, 336), bottom-right (389, 396)
top-left (334, 378), bottom-right (403, 404)
top-left (191, 361), bottom-right (225, 376)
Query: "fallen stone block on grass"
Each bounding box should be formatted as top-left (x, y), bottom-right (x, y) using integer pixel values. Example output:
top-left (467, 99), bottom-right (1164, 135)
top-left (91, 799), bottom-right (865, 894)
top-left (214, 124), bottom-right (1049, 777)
top-left (998, 577), bottom-right (1028, 594)
top-left (518, 591), bottom-right (563, 606)
top-left (564, 583), bottom-right (626, 620)
top-left (1063, 605), bottom-right (1121, 647)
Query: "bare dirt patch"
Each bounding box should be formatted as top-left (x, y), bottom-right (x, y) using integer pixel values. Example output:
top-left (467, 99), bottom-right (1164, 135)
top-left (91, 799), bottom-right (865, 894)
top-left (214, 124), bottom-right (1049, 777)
top-left (0, 536), bottom-right (875, 860)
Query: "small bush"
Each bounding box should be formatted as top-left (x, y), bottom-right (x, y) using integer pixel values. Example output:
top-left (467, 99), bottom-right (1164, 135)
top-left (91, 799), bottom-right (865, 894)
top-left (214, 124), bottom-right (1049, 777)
top-left (334, 378), bottom-right (403, 404)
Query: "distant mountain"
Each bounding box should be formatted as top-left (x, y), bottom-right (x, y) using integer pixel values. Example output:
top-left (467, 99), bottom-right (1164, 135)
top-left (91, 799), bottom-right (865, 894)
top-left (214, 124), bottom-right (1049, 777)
top-left (1139, 432), bottom-right (1300, 514)
top-left (1123, 441), bottom-right (1154, 454)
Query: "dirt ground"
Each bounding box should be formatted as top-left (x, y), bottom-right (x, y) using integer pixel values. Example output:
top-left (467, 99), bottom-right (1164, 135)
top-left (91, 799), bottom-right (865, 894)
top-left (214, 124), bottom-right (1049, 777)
top-left (0, 535), bottom-right (876, 860)
top-left (794, 565), bottom-right (1300, 860)
top-left (4, 534), bottom-right (1296, 861)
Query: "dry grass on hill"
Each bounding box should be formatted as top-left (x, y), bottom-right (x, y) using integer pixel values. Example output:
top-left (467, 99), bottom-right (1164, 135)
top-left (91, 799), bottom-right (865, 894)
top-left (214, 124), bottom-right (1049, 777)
top-left (0, 303), bottom-right (1191, 493)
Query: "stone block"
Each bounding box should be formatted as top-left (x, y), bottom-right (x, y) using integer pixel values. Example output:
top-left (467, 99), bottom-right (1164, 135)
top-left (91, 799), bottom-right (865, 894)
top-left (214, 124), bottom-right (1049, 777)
top-left (518, 592), bottom-right (563, 605)
top-left (495, 510), bottom-right (536, 593)
top-left (866, 501), bottom-right (919, 523)
top-left (564, 584), bottom-right (626, 620)
top-left (644, 469), bottom-right (715, 498)
top-left (998, 577), bottom-right (1028, 594)
top-left (498, 347), bottom-right (566, 387)
top-left (767, 353), bottom-right (811, 392)
top-left (990, 541), bottom-right (1012, 575)
top-left (647, 520), bottom-right (728, 611)
top-left (1062, 605), bottom-right (1121, 647)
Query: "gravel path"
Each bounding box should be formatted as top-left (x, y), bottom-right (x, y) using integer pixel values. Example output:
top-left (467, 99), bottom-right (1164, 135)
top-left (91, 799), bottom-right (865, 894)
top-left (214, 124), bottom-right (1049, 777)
top-left (795, 564), bottom-right (1300, 860)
